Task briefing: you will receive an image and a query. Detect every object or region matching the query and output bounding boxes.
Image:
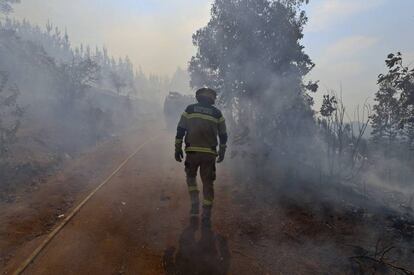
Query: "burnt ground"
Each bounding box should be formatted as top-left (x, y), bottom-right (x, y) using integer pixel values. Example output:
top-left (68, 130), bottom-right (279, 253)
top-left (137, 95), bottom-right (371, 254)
top-left (0, 125), bottom-right (413, 274)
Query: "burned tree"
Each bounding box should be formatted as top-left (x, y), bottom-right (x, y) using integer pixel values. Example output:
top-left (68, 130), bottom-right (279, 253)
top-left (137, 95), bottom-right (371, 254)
top-left (319, 92), bottom-right (370, 181)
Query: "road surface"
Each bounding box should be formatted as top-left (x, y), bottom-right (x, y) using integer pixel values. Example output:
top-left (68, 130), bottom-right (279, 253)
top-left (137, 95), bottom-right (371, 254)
top-left (2, 125), bottom-right (275, 275)
top-left (2, 123), bottom-right (389, 274)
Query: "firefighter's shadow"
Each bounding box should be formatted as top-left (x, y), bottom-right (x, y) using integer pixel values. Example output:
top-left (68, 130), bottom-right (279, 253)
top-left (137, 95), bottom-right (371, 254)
top-left (163, 218), bottom-right (231, 275)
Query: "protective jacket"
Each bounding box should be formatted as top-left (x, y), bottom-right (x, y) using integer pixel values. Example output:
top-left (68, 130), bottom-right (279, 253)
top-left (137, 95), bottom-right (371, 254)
top-left (176, 102), bottom-right (228, 155)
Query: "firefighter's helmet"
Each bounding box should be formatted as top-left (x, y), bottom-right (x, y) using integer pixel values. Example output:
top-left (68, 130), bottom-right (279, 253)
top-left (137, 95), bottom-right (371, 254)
top-left (196, 88), bottom-right (217, 103)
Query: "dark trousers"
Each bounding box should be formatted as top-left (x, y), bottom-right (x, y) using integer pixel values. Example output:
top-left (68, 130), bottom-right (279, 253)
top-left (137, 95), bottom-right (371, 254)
top-left (184, 152), bottom-right (216, 207)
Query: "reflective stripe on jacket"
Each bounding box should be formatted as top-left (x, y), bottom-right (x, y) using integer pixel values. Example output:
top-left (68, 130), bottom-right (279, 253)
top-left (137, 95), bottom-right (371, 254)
top-left (176, 102), bottom-right (227, 155)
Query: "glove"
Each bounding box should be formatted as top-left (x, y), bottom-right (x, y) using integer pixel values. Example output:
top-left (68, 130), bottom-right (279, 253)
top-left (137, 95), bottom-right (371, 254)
top-left (217, 144), bottom-right (226, 163)
top-left (175, 139), bottom-right (184, 162)
top-left (175, 148), bottom-right (184, 162)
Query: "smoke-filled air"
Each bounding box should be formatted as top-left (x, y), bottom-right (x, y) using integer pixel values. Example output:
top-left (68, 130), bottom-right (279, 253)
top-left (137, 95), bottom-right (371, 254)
top-left (1, 0), bottom-right (413, 274)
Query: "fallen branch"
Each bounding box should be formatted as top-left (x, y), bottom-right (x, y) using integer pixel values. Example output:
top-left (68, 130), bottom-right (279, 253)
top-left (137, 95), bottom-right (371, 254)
top-left (350, 255), bottom-right (413, 275)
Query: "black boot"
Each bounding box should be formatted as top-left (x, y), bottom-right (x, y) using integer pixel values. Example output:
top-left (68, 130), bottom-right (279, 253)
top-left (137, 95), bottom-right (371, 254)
top-left (190, 192), bottom-right (199, 216)
top-left (201, 206), bottom-right (212, 227)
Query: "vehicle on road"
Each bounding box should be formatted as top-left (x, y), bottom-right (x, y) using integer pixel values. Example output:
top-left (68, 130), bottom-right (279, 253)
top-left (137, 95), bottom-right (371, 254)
top-left (163, 92), bottom-right (195, 130)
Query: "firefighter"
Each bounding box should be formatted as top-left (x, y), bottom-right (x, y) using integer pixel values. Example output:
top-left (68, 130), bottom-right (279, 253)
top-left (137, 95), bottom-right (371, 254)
top-left (174, 88), bottom-right (228, 225)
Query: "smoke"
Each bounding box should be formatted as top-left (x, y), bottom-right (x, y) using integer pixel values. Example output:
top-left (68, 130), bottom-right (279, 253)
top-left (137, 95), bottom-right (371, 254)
top-left (188, 0), bottom-right (414, 272)
top-left (12, 0), bottom-right (212, 76)
top-left (0, 0), bottom-right (412, 273)
top-left (0, 0), bottom-right (20, 15)
top-left (189, 0), bottom-right (413, 212)
top-left (0, 17), bottom-right (168, 197)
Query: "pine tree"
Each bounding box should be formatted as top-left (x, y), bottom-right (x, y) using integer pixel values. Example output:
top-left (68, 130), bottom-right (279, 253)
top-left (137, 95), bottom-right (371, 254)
top-left (0, 72), bottom-right (23, 160)
top-left (0, 0), bottom-right (20, 14)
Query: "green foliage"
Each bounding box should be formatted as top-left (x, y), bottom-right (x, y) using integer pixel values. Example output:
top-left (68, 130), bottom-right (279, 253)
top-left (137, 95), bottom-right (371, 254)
top-left (320, 94), bottom-right (337, 118)
top-left (371, 52), bottom-right (414, 149)
top-left (0, 71), bottom-right (23, 159)
top-left (57, 58), bottom-right (99, 106)
top-left (190, 0), bottom-right (313, 97)
top-left (110, 71), bottom-right (127, 95)
top-left (189, 0), bottom-right (316, 150)
top-left (371, 86), bottom-right (400, 144)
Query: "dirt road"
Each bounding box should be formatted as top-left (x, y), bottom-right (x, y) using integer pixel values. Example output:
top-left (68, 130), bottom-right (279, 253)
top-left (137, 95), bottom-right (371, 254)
top-left (2, 126), bottom-right (268, 275)
top-left (4, 124), bottom-right (412, 274)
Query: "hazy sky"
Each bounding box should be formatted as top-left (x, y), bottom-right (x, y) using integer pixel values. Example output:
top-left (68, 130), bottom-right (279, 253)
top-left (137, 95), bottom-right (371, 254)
top-left (11, 0), bottom-right (414, 110)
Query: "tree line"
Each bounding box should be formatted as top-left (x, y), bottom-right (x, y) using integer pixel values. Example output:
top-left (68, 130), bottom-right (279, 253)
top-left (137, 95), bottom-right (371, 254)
top-left (0, 17), bottom-right (181, 99)
top-left (190, 0), bottom-right (413, 189)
